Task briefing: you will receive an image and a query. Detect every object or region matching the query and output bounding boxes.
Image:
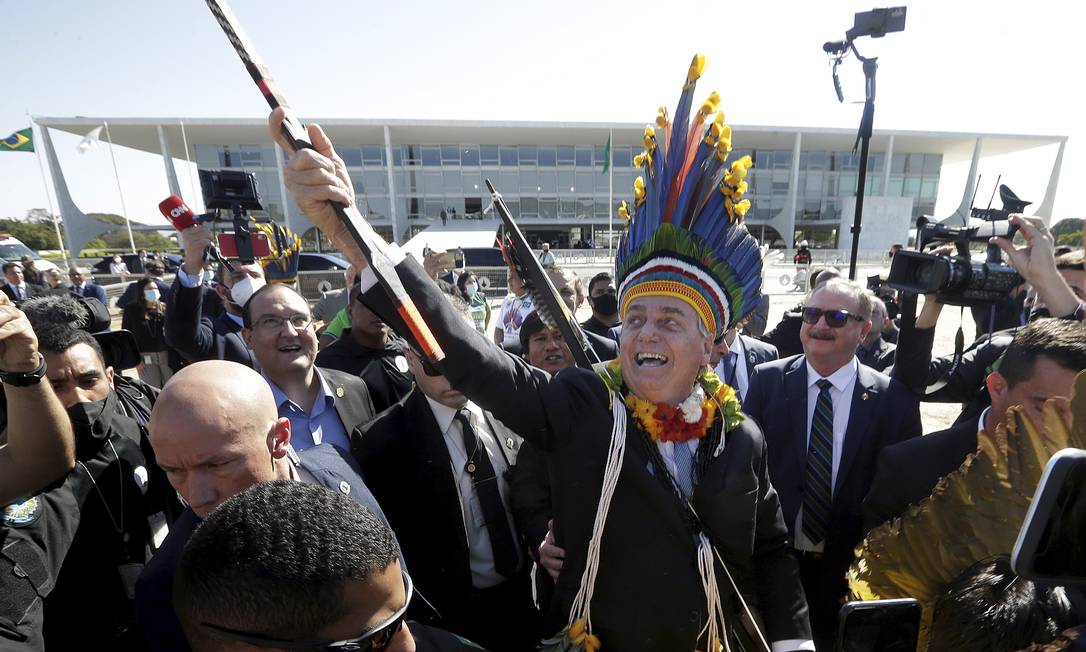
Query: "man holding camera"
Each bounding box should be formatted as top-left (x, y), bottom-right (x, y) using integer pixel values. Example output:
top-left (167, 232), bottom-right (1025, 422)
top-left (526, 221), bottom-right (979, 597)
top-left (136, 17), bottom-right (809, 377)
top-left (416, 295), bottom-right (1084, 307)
top-left (165, 224), bottom-right (265, 367)
top-left (893, 216), bottom-right (1084, 423)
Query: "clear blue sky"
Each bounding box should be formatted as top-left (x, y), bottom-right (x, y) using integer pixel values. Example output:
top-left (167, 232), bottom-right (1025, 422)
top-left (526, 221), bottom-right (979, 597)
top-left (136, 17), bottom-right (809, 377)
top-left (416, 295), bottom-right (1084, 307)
top-left (1, 0), bottom-right (1081, 226)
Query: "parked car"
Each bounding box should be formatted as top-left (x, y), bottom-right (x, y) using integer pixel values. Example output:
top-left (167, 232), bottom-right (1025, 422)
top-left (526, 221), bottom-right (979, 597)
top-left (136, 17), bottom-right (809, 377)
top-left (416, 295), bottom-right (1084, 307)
top-left (0, 234), bottom-right (60, 273)
top-left (297, 252), bottom-right (349, 271)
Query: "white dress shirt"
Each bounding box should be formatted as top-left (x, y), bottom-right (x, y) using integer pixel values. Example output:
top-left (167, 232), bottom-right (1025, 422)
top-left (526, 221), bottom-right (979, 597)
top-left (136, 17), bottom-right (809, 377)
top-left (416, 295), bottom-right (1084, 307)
top-left (794, 357), bottom-right (859, 553)
top-left (713, 335), bottom-right (751, 399)
top-left (425, 397), bottom-right (520, 589)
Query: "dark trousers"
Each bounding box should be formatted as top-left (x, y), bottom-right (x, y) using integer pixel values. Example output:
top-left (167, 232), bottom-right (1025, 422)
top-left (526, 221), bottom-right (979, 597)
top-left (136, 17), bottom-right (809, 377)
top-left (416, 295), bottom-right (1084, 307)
top-left (459, 570), bottom-right (541, 652)
top-left (795, 550), bottom-right (846, 652)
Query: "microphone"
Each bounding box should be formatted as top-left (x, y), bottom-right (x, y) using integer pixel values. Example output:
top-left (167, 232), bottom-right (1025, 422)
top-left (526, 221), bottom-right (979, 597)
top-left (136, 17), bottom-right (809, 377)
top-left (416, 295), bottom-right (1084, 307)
top-left (823, 40), bottom-right (849, 55)
top-left (158, 195), bottom-right (200, 231)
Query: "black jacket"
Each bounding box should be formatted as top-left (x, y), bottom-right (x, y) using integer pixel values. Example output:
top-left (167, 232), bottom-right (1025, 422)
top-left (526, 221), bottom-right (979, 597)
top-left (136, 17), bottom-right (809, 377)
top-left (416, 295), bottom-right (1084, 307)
top-left (317, 367), bottom-right (378, 437)
top-left (314, 332), bottom-right (414, 414)
top-left (0, 283), bottom-right (46, 305)
top-left (758, 308), bottom-right (805, 359)
top-left (862, 417), bottom-right (980, 531)
top-left (359, 257), bottom-right (811, 650)
top-left (133, 444), bottom-right (392, 652)
top-left (164, 277), bottom-right (255, 367)
top-left (856, 336), bottom-right (896, 373)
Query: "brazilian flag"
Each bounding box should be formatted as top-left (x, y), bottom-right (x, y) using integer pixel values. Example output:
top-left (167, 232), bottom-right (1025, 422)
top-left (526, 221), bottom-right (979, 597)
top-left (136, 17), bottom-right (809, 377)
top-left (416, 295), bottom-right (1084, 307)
top-left (1, 128), bottom-right (33, 152)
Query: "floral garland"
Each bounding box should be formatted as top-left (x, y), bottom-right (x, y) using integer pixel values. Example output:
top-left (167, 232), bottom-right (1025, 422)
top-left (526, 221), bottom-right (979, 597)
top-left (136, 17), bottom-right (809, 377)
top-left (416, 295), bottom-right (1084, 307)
top-left (599, 359), bottom-right (744, 443)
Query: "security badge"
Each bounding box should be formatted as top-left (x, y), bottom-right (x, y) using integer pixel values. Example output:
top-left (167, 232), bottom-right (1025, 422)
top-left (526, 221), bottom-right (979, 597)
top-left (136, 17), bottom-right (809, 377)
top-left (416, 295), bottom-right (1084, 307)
top-left (2, 496), bottom-right (42, 527)
top-left (395, 355), bottom-right (410, 374)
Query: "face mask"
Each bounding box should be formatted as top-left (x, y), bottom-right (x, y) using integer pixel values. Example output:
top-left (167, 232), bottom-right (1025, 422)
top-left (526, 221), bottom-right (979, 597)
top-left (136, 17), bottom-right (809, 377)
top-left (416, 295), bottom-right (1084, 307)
top-left (68, 391), bottom-right (117, 457)
top-left (464, 283), bottom-right (479, 297)
top-left (144, 288), bottom-right (161, 303)
top-left (591, 293), bottom-right (619, 316)
top-left (230, 275), bottom-right (266, 307)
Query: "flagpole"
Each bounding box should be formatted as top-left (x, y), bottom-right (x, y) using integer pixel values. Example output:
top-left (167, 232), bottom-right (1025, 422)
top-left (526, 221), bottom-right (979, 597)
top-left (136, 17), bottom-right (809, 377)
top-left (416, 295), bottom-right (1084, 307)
top-left (29, 119), bottom-right (70, 267)
top-left (102, 121), bottom-right (137, 253)
top-left (607, 127), bottom-right (614, 261)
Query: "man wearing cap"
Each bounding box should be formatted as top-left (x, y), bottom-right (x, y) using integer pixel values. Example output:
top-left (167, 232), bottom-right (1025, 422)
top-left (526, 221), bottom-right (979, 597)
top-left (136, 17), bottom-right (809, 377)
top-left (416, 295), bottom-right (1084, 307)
top-left (272, 53), bottom-right (811, 652)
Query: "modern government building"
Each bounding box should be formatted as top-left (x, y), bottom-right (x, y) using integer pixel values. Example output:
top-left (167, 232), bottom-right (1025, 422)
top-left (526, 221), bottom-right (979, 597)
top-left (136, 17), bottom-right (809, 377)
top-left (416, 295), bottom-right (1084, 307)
top-left (34, 116), bottom-right (1066, 256)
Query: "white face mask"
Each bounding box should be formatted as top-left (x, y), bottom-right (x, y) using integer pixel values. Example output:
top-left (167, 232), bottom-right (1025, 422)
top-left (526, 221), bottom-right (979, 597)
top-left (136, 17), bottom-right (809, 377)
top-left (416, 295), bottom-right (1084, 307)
top-left (464, 282), bottom-right (479, 297)
top-left (230, 275), bottom-right (266, 307)
top-left (144, 288), bottom-right (161, 303)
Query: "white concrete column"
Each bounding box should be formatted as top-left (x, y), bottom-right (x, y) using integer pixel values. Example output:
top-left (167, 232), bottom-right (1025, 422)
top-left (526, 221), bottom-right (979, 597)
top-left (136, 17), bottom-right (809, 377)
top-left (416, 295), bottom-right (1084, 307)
top-left (383, 125), bottom-right (400, 244)
top-left (156, 124), bottom-right (182, 198)
top-left (273, 143), bottom-right (295, 232)
top-left (946, 137), bottom-right (983, 225)
top-left (882, 134), bottom-right (894, 196)
top-left (783, 131), bottom-right (803, 248)
top-left (1036, 138), bottom-right (1066, 224)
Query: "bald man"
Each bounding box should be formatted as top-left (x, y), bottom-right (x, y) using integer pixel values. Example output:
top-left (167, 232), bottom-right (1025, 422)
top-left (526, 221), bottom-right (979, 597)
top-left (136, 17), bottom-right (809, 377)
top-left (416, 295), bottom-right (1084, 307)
top-left (135, 360), bottom-right (391, 652)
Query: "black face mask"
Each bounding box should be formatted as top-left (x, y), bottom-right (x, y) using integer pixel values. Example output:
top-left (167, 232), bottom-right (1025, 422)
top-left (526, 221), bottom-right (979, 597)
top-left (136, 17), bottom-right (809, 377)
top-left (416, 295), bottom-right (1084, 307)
top-left (591, 293), bottom-right (619, 317)
top-left (67, 390), bottom-right (118, 458)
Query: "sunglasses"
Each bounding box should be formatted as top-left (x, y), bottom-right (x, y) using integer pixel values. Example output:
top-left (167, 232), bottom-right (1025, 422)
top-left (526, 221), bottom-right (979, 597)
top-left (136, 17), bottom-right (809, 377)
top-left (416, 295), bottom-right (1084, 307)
top-left (801, 306), bottom-right (866, 328)
top-left (201, 570), bottom-right (413, 651)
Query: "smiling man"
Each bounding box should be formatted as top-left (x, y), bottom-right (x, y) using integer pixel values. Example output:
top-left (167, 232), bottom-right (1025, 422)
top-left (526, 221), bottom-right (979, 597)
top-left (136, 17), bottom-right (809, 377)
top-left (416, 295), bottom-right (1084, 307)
top-left (272, 54), bottom-right (812, 651)
top-left (744, 277), bottom-right (922, 649)
top-left (241, 283), bottom-right (375, 452)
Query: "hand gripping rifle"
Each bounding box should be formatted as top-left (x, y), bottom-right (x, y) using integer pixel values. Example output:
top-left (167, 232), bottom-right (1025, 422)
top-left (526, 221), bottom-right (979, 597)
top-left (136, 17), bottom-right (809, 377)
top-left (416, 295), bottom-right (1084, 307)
top-left (486, 179), bottom-right (598, 370)
top-left (205, 0), bottom-right (444, 366)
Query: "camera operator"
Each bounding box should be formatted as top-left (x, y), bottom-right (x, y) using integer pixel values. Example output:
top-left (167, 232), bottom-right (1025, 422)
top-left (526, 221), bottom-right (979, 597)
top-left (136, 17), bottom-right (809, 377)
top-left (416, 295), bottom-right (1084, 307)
top-left (893, 215), bottom-right (1084, 422)
top-left (0, 321), bottom-right (181, 650)
top-left (165, 223), bottom-right (265, 367)
top-left (0, 293), bottom-right (75, 505)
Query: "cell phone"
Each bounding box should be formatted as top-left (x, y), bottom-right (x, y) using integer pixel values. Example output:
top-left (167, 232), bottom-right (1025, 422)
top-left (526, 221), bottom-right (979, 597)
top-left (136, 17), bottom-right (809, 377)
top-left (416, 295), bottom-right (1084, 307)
top-left (836, 598), bottom-right (921, 652)
top-left (217, 231), bottom-right (272, 260)
top-left (434, 248), bottom-right (464, 270)
top-left (1012, 448), bottom-right (1086, 583)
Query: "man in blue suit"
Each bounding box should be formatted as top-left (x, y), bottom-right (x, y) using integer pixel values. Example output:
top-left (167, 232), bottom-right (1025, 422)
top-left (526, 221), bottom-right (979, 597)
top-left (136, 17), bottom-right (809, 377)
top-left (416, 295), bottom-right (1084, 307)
top-left (744, 278), bottom-right (921, 650)
top-left (67, 266), bottom-right (107, 304)
top-left (135, 360), bottom-right (392, 652)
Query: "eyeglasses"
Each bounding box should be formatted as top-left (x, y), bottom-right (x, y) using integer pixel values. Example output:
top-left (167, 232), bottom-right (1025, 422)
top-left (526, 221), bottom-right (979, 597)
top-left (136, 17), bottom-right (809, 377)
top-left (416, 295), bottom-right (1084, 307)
top-left (253, 314), bottom-right (313, 333)
top-left (801, 306), bottom-right (867, 328)
top-left (201, 570), bottom-right (413, 651)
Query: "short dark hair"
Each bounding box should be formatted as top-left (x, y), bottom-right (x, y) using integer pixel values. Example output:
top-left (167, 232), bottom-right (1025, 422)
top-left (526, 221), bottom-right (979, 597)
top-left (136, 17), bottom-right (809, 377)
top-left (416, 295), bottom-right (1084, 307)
top-left (241, 282), bottom-right (306, 329)
top-left (588, 271), bottom-right (614, 296)
top-left (2, 262), bottom-right (22, 273)
top-left (1055, 250), bottom-right (1084, 271)
top-left (928, 556), bottom-right (1081, 652)
top-left (518, 310), bottom-right (547, 352)
top-left (174, 481), bottom-right (401, 650)
top-left (999, 319), bottom-right (1086, 387)
top-left (455, 269), bottom-right (477, 298)
top-left (36, 324), bottom-right (106, 364)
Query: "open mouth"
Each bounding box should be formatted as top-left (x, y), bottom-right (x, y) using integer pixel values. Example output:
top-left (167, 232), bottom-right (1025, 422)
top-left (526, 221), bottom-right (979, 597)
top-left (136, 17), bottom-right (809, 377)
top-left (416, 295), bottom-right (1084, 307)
top-left (635, 352), bottom-right (669, 367)
top-left (543, 353), bottom-right (566, 363)
top-left (278, 344), bottom-right (303, 353)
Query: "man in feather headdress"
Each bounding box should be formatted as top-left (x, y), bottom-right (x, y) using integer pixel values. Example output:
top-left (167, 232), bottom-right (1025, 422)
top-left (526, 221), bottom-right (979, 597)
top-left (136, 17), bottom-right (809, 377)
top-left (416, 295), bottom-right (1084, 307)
top-left (271, 55), bottom-right (811, 652)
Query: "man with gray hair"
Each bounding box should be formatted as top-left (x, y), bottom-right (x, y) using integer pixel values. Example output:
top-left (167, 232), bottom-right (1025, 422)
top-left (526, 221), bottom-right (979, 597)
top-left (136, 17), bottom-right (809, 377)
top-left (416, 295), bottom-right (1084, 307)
top-left (855, 293), bottom-right (896, 372)
top-left (744, 277), bottom-right (921, 649)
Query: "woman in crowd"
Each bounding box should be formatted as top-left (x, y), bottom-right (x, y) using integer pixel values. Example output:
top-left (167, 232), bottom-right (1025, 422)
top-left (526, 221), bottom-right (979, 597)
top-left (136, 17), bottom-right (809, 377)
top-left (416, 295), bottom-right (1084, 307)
top-left (456, 270), bottom-right (491, 335)
top-left (121, 276), bottom-right (174, 387)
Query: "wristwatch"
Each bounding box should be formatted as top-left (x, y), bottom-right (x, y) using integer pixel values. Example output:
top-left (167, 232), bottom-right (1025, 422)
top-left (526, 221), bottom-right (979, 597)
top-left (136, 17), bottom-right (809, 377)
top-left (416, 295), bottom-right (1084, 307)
top-left (0, 353), bottom-right (48, 387)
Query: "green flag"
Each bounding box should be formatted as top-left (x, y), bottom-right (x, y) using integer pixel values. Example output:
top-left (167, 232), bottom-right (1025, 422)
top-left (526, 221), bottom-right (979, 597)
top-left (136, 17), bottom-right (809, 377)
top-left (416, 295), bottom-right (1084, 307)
top-left (1, 128), bottom-right (33, 152)
top-left (601, 132), bottom-right (611, 174)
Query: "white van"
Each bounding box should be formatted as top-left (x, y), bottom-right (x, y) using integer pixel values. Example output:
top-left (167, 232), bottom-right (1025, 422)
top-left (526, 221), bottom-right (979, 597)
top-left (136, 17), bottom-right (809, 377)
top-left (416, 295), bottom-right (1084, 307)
top-left (0, 233), bottom-right (60, 273)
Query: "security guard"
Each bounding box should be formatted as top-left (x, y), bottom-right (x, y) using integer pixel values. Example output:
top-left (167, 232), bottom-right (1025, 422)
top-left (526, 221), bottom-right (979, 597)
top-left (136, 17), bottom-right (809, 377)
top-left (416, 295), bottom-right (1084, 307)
top-left (0, 325), bottom-right (179, 650)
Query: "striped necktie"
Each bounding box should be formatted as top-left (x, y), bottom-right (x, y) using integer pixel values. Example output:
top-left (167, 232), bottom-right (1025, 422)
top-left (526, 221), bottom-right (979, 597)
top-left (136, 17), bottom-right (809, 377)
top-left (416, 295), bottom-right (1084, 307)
top-left (802, 378), bottom-right (835, 545)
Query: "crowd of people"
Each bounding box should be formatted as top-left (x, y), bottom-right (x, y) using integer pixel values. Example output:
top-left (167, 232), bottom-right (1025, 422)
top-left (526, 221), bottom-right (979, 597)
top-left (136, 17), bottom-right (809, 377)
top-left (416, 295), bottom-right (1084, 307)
top-left (3, 65), bottom-right (1086, 652)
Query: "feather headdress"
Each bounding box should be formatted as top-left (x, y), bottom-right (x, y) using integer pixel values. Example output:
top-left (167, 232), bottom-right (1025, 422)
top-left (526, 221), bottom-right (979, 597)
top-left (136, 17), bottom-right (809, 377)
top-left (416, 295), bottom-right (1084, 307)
top-left (255, 222), bottom-right (303, 285)
top-left (615, 54), bottom-right (762, 337)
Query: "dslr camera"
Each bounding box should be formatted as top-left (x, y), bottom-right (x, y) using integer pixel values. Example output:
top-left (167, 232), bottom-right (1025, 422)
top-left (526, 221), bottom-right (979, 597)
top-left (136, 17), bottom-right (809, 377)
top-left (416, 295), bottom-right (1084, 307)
top-left (886, 185), bottom-right (1030, 307)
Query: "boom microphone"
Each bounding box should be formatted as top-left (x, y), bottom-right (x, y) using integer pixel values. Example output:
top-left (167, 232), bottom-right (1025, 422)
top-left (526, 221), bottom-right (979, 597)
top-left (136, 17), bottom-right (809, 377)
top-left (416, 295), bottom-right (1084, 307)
top-left (158, 195), bottom-right (199, 231)
top-left (823, 40), bottom-right (849, 54)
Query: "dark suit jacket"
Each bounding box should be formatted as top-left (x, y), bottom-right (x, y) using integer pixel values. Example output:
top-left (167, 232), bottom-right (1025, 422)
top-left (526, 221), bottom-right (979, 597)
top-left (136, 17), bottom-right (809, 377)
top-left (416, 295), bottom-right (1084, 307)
top-left (359, 257), bottom-right (810, 649)
top-left (319, 367), bottom-right (377, 437)
top-left (758, 308), bottom-right (804, 359)
top-left (862, 418), bottom-right (980, 531)
top-left (69, 282), bottom-right (108, 304)
top-left (585, 329), bottom-right (617, 362)
top-left (1, 283), bottom-right (45, 304)
top-left (354, 388), bottom-right (521, 629)
top-left (741, 334), bottom-right (778, 367)
top-left (133, 444), bottom-right (390, 652)
top-left (164, 277), bottom-right (256, 367)
top-left (857, 336), bottom-right (896, 373)
top-left (743, 355), bottom-right (922, 603)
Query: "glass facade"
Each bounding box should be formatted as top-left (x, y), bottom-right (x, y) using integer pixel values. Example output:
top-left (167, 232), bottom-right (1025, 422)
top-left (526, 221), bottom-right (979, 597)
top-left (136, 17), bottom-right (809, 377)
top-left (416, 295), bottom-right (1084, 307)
top-left (192, 140), bottom-right (942, 248)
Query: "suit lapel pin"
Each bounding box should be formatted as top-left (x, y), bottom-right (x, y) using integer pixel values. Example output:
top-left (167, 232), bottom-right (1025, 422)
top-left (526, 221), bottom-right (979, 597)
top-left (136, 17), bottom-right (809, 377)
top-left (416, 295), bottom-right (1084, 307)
top-left (505, 437), bottom-right (516, 450)
top-left (862, 392), bottom-right (869, 401)
top-left (339, 481), bottom-right (351, 495)
top-left (336, 387), bottom-right (345, 398)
